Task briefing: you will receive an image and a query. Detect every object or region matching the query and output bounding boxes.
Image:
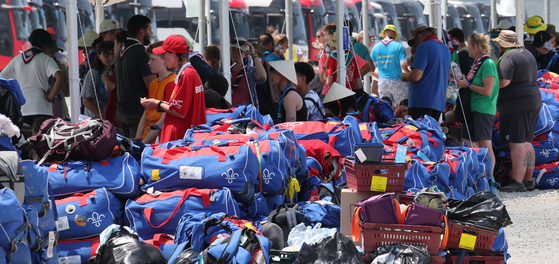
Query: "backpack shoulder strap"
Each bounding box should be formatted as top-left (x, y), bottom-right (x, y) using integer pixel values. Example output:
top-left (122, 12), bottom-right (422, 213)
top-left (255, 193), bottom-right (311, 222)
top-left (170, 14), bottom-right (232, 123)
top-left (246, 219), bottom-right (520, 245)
top-left (304, 97), bottom-right (326, 119)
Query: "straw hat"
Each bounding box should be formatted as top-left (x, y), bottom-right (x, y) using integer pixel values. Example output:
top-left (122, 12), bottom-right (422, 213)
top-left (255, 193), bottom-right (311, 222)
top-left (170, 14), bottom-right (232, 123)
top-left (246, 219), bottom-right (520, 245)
top-left (408, 23), bottom-right (436, 43)
top-left (99, 19), bottom-right (121, 33)
top-left (268, 60), bottom-right (298, 85)
top-left (381, 25), bottom-right (399, 40)
top-left (323, 82), bottom-right (355, 104)
top-left (78, 29), bottom-right (99, 48)
top-left (492, 30), bottom-right (523, 48)
top-left (524, 16), bottom-right (547, 34)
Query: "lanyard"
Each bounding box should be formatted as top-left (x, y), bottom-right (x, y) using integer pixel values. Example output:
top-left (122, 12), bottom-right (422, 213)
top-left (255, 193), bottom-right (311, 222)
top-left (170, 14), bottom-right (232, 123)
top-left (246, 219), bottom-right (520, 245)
top-left (496, 48), bottom-right (512, 68)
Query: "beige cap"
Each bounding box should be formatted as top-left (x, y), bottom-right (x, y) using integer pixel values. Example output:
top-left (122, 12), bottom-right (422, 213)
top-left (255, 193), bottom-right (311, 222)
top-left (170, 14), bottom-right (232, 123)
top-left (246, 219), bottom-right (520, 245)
top-left (323, 82), bottom-right (355, 104)
top-left (99, 19), bottom-right (121, 33)
top-left (78, 29), bottom-right (99, 48)
top-left (268, 60), bottom-right (298, 85)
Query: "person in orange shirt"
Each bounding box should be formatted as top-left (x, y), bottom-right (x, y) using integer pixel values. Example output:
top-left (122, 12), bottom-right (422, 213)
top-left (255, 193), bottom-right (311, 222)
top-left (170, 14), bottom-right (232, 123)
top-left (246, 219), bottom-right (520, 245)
top-left (135, 41), bottom-right (176, 143)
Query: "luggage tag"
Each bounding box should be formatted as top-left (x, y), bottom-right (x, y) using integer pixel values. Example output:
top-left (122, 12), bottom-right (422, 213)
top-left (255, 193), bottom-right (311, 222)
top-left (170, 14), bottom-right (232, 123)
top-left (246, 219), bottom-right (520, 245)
top-left (395, 144), bottom-right (407, 163)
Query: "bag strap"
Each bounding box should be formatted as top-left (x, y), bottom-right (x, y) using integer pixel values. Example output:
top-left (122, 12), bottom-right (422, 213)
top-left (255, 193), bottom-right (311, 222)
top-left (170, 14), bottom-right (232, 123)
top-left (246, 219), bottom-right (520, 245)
top-left (216, 228), bottom-right (244, 262)
top-left (362, 96), bottom-right (374, 123)
top-left (351, 206), bottom-right (362, 241)
top-left (304, 97), bottom-right (326, 119)
top-left (151, 234), bottom-right (172, 249)
top-left (143, 188), bottom-right (211, 229)
top-left (441, 215), bottom-right (449, 250)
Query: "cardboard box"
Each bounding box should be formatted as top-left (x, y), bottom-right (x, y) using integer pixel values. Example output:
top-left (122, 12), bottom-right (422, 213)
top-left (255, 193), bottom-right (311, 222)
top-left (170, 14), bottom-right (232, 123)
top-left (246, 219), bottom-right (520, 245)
top-left (340, 189), bottom-right (399, 247)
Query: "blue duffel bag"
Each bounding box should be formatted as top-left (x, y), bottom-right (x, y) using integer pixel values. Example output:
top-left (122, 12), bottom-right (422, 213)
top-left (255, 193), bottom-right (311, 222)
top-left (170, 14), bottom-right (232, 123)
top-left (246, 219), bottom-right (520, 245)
top-left (57, 236), bottom-right (99, 263)
top-left (40, 153), bottom-right (142, 200)
top-left (141, 145), bottom-right (258, 203)
top-left (0, 188), bottom-right (32, 264)
top-left (124, 188), bottom-right (241, 240)
top-left (55, 188), bottom-right (123, 240)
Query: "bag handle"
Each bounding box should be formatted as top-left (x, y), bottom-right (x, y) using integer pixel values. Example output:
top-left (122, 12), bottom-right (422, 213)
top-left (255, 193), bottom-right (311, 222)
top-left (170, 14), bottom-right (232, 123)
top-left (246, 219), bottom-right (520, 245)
top-left (441, 215), bottom-right (449, 250)
top-left (351, 207), bottom-right (362, 241)
top-left (151, 234), bottom-right (172, 249)
top-left (161, 146), bottom-right (226, 164)
top-left (392, 199), bottom-right (404, 224)
top-left (143, 188), bottom-right (211, 229)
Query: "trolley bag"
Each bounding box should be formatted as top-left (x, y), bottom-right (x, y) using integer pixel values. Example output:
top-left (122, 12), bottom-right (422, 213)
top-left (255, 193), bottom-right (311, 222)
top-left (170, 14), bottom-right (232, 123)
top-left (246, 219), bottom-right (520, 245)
top-left (0, 188), bottom-right (32, 264)
top-left (143, 234), bottom-right (176, 259)
top-left (533, 132), bottom-right (559, 165)
top-left (21, 161), bottom-right (57, 236)
top-left (41, 153), bottom-right (142, 200)
top-left (124, 188), bottom-right (241, 240)
top-left (0, 151), bottom-right (24, 204)
top-left (55, 188), bottom-right (124, 240)
top-left (141, 145), bottom-right (258, 202)
top-left (57, 236), bottom-right (100, 264)
top-left (29, 118), bottom-right (117, 164)
top-left (533, 161), bottom-right (559, 189)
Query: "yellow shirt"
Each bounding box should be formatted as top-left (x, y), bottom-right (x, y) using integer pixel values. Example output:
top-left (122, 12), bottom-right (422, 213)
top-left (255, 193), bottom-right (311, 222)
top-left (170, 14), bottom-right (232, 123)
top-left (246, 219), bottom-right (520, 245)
top-left (141, 73), bottom-right (176, 143)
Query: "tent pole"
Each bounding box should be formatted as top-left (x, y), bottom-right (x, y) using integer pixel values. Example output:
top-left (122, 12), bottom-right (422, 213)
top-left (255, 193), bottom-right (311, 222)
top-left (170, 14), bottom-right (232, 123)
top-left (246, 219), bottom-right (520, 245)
top-left (67, 0), bottom-right (80, 123)
top-left (515, 0), bottom-right (524, 40)
top-left (207, 0), bottom-right (212, 45)
top-left (336, 0), bottom-right (346, 86)
top-left (220, 0), bottom-right (231, 102)
top-left (490, 0), bottom-right (497, 29)
top-left (363, 0), bottom-right (370, 94)
top-left (95, 0), bottom-right (103, 32)
top-left (199, 0), bottom-right (206, 50)
top-left (544, 0), bottom-right (549, 24)
top-left (286, 0), bottom-right (293, 60)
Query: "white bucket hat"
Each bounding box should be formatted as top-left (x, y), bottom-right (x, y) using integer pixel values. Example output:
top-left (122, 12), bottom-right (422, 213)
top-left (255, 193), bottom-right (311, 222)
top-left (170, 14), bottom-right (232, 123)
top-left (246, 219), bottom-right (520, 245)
top-left (268, 60), bottom-right (298, 85)
top-left (323, 82), bottom-right (355, 104)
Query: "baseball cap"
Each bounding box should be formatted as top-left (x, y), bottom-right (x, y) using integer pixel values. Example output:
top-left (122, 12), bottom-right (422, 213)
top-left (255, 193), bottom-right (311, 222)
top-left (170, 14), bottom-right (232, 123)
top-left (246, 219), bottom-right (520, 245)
top-left (152, 35), bottom-right (191, 55)
top-left (99, 19), bottom-right (121, 33)
top-left (532, 31), bottom-right (552, 48)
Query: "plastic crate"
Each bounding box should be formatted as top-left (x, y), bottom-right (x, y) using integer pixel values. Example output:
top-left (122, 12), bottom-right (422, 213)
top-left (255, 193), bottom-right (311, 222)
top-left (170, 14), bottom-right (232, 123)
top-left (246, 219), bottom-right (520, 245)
top-left (446, 223), bottom-right (499, 251)
top-left (360, 223), bottom-right (443, 255)
top-left (345, 159), bottom-right (406, 193)
top-left (270, 249), bottom-right (298, 264)
top-left (429, 255), bottom-right (446, 264)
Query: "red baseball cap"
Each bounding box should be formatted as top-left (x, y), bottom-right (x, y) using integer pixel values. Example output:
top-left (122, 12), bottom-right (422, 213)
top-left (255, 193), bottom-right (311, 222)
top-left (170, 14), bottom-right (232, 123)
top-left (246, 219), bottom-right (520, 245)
top-left (152, 35), bottom-right (191, 55)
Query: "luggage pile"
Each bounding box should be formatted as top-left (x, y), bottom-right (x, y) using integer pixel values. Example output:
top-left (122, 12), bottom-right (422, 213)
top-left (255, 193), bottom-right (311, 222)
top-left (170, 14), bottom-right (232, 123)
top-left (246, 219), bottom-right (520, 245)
top-left (0, 105), bottom-right (514, 263)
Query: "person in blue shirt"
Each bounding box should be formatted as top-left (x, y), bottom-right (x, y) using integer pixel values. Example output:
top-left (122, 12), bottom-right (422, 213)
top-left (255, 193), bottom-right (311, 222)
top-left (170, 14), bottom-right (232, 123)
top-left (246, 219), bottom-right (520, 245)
top-left (261, 33), bottom-right (283, 62)
top-left (370, 25), bottom-right (409, 107)
top-left (401, 24), bottom-right (451, 121)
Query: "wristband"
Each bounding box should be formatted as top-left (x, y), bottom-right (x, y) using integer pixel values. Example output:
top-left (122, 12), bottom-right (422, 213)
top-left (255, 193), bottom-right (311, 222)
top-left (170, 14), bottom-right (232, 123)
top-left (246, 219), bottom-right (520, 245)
top-left (251, 53), bottom-right (258, 59)
top-left (157, 101), bottom-right (164, 112)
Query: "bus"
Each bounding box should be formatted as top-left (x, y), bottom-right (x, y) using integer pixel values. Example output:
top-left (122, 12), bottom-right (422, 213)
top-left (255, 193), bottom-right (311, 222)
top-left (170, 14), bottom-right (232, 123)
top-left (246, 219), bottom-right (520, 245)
top-left (392, 0), bottom-right (427, 41)
top-left (376, 1), bottom-right (403, 42)
top-left (0, 0), bottom-right (32, 70)
top-left (449, 2), bottom-right (486, 37)
top-left (246, 0), bottom-right (309, 62)
top-left (114, 0), bottom-right (157, 42)
top-left (44, 0), bottom-right (68, 62)
top-left (300, 0), bottom-right (326, 62)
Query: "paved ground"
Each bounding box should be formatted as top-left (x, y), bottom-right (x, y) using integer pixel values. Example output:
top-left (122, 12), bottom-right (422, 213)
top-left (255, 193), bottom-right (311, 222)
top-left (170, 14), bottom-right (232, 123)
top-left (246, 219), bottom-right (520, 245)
top-left (499, 189), bottom-right (559, 263)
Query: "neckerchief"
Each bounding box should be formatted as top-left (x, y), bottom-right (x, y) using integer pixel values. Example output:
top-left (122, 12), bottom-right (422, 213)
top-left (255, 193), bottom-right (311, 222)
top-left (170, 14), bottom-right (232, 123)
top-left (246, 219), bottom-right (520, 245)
top-left (381, 37), bottom-right (394, 45)
top-left (328, 51), bottom-right (355, 87)
top-left (278, 82), bottom-right (296, 123)
top-left (175, 62), bottom-right (192, 85)
top-left (424, 34), bottom-right (442, 44)
top-left (496, 48), bottom-right (512, 68)
top-left (22, 47), bottom-right (44, 64)
top-left (120, 38), bottom-right (143, 58)
top-left (466, 54), bottom-right (490, 83)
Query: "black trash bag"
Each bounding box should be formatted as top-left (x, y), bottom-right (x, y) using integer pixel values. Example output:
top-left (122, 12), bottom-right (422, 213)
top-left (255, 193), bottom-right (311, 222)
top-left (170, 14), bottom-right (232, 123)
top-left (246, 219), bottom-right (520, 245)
top-left (446, 191), bottom-right (512, 232)
top-left (95, 227), bottom-right (167, 264)
top-left (293, 232), bottom-right (364, 264)
top-left (369, 243), bottom-right (431, 264)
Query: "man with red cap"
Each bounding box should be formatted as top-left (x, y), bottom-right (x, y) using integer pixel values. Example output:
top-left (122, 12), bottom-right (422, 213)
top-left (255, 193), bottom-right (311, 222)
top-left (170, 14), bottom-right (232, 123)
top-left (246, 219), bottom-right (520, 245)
top-left (141, 35), bottom-right (206, 143)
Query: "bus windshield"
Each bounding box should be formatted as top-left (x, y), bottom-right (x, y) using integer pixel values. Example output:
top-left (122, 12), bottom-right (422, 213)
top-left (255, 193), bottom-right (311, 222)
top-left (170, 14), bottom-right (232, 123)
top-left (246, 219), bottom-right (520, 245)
top-left (377, 2), bottom-right (402, 41)
top-left (0, 2), bottom-right (13, 57)
top-left (292, 2), bottom-right (307, 45)
top-left (9, 0), bottom-right (31, 41)
top-left (77, 0), bottom-right (94, 35)
top-left (310, 5), bottom-right (326, 37)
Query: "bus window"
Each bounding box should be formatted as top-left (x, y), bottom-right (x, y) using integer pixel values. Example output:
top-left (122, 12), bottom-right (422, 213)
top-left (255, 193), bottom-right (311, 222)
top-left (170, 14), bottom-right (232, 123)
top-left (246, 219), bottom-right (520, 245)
top-left (0, 6), bottom-right (13, 57)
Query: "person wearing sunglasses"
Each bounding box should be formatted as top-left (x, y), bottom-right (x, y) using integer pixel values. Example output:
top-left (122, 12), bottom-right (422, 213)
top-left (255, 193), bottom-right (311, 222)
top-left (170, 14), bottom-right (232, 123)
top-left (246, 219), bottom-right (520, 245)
top-left (230, 37), bottom-right (267, 108)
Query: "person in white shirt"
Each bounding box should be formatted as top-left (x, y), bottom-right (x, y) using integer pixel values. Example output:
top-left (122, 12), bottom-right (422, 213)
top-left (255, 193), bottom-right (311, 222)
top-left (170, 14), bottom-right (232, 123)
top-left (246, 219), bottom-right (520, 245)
top-left (0, 29), bottom-right (63, 126)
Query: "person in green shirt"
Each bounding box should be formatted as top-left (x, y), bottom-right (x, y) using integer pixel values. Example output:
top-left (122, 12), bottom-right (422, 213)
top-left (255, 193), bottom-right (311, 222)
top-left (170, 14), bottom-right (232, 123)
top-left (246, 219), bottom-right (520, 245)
top-left (448, 28), bottom-right (474, 76)
top-left (455, 32), bottom-right (499, 174)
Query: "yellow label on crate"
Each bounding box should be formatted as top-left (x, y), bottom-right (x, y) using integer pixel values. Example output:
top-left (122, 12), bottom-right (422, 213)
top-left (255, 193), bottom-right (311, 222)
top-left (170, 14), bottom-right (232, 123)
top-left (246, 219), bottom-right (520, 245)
top-left (370, 176), bottom-right (388, 192)
top-left (151, 169), bottom-right (160, 181)
top-left (459, 233), bottom-right (477, 250)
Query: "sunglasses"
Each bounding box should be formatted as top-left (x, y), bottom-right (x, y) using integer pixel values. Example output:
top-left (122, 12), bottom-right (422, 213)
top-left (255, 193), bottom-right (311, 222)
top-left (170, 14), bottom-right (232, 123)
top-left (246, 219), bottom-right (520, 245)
top-left (231, 38), bottom-right (246, 46)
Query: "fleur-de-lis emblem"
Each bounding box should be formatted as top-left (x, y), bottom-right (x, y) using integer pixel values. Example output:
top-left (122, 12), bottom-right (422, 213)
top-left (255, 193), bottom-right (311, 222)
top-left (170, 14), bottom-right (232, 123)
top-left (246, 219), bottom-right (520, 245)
top-left (263, 169), bottom-right (275, 184)
top-left (540, 149), bottom-right (551, 158)
top-left (222, 168), bottom-right (239, 184)
top-left (87, 212), bottom-right (106, 227)
top-left (547, 178), bottom-right (558, 186)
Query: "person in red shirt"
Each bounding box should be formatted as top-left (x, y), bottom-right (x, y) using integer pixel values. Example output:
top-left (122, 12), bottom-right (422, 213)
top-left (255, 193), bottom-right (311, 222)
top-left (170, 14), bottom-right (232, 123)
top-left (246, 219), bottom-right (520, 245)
top-left (141, 35), bottom-right (206, 143)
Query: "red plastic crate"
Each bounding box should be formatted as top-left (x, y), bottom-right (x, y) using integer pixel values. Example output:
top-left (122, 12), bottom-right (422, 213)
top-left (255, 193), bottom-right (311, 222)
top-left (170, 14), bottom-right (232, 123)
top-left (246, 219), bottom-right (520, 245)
top-left (429, 255), bottom-right (446, 264)
top-left (446, 223), bottom-right (498, 251)
top-left (449, 255), bottom-right (505, 264)
top-left (345, 159), bottom-right (406, 193)
top-left (360, 223), bottom-right (443, 255)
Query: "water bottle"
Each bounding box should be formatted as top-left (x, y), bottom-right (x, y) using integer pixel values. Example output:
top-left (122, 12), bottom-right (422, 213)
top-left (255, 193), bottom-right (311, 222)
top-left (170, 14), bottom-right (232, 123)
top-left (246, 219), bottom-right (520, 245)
top-left (451, 62), bottom-right (463, 80)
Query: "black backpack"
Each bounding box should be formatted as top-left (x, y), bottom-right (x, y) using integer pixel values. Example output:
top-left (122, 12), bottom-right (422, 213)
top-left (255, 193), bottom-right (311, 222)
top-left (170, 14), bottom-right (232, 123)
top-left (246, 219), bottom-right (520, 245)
top-left (267, 204), bottom-right (311, 243)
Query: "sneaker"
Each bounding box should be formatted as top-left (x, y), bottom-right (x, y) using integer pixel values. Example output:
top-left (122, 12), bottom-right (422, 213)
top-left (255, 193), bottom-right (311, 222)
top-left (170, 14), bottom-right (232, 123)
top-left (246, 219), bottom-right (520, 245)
top-left (500, 180), bottom-right (527, 192)
top-left (523, 180), bottom-right (535, 191)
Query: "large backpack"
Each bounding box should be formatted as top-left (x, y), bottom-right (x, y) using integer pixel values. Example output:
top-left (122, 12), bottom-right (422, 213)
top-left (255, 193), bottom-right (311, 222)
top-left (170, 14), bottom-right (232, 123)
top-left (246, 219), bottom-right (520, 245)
top-left (267, 204), bottom-right (311, 243)
top-left (0, 151), bottom-right (24, 204)
top-left (202, 227), bottom-right (270, 264)
top-left (355, 94), bottom-right (394, 123)
top-left (29, 118), bottom-right (117, 164)
top-left (0, 188), bottom-right (32, 263)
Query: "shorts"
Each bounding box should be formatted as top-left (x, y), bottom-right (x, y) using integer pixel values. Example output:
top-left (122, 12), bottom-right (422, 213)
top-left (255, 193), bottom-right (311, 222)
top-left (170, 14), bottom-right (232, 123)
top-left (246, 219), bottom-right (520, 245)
top-left (499, 108), bottom-right (540, 143)
top-left (461, 112), bottom-right (494, 141)
top-left (378, 78), bottom-right (408, 107)
top-left (408, 107), bottom-right (442, 121)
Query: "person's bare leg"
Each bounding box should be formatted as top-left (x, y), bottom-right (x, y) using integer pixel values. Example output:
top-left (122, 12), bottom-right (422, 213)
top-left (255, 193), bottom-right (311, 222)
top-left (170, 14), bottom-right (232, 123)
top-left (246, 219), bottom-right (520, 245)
top-left (523, 142), bottom-right (535, 181)
top-left (509, 142), bottom-right (529, 183)
top-left (477, 139), bottom-right (495, 175)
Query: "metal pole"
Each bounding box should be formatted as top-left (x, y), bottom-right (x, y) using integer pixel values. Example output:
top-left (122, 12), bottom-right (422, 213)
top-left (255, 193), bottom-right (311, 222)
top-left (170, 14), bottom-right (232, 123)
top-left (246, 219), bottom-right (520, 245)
top-left (134, 0), bottom-right (138, 15)
top-left (363, 0), bottom-right (370, 94)
top-left (336, 0), bottom-right (346, 86)
top-left (428, 0), bottom-right (435, 27)
top-left (199, 0), bottom-right (206, 49)
top-left (206, 0), bottom-right (212, 45)
top-left (67, 0), bottom-right (80, 123)
top-left (490, 0), bottom-right (497, 29)
top-left (436, 0), bottom-right (442, 40)
top-left (286, 0), bottom-right (293, 60)
top-left (544, 0), bottom-right (549, 25)
top-left (516, 0), bottom-right (524, 40)
top-left (441, 0), bottom-right (447, 30)
top-left (95, 0), bottom-right (103, 33)
top-left (220, 0), bottom-right (231, 102)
